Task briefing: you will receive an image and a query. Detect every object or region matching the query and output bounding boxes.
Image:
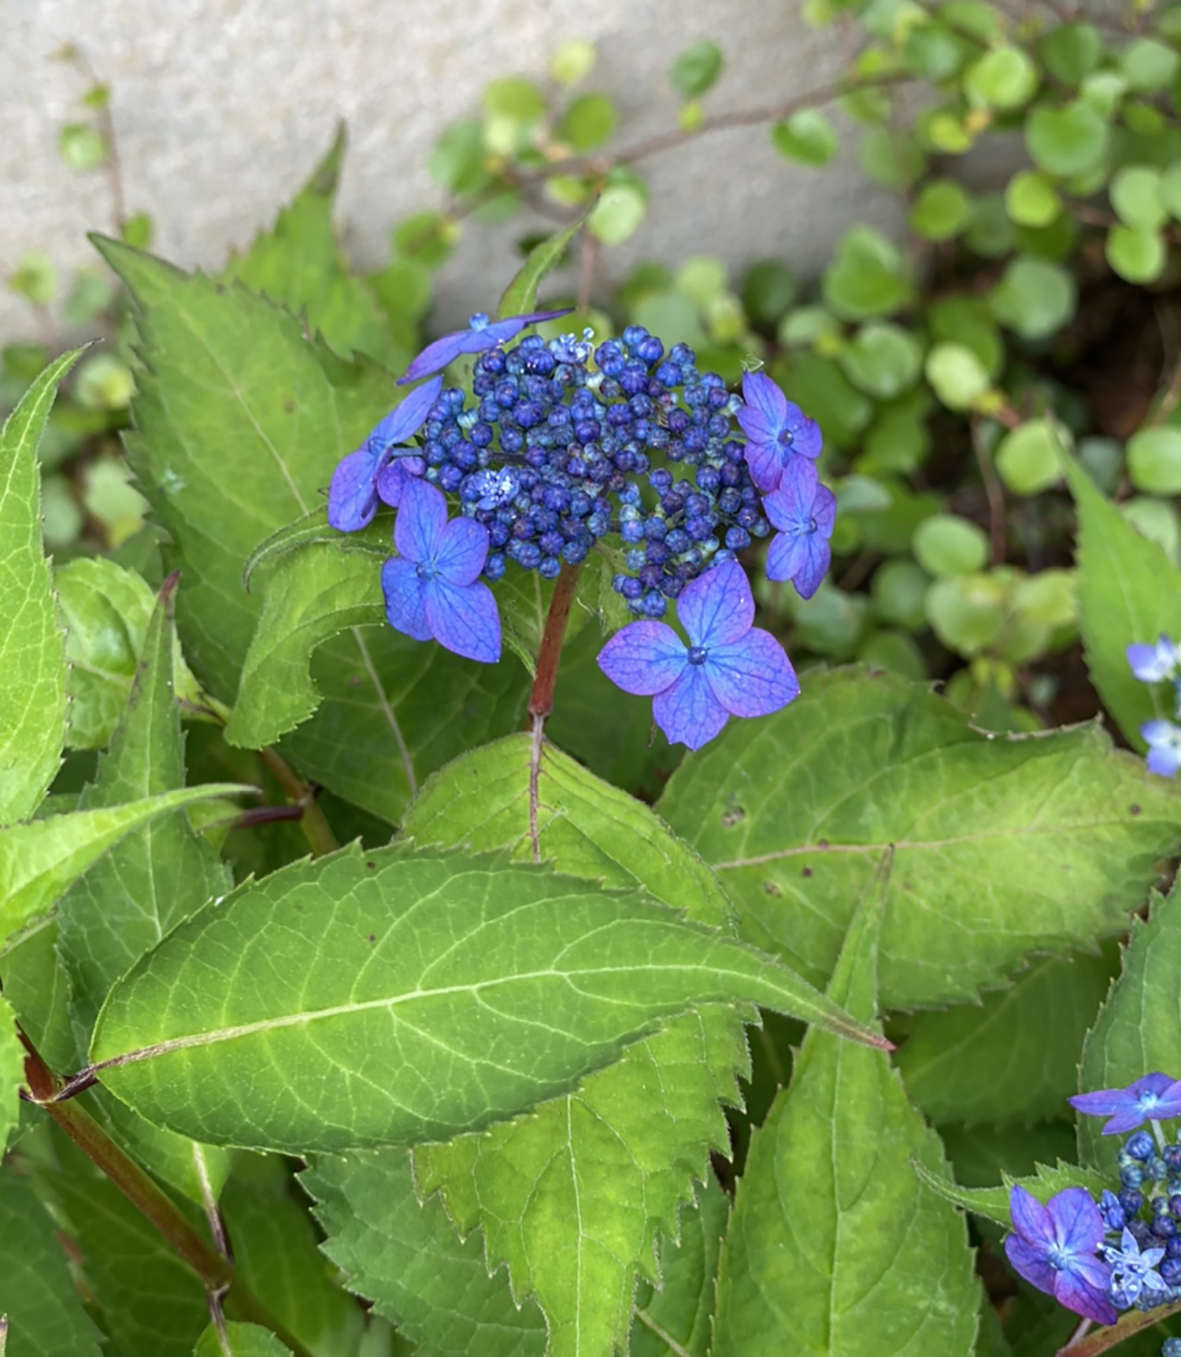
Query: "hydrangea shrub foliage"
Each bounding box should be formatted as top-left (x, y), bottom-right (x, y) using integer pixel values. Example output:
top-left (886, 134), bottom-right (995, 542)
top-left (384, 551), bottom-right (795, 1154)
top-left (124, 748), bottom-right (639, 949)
top-left (11, 6), bottom-right (1181, 1356)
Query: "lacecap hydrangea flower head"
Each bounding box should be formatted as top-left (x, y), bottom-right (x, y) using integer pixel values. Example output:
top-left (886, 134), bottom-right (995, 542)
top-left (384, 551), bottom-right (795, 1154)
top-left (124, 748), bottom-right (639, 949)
top-left (326, 308), bottom-right (836, 750)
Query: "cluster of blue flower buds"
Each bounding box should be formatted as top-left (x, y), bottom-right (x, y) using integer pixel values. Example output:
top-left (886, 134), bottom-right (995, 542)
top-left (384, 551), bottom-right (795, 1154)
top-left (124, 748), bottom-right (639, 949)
top-left (1005, 1073), bottom-right (1181, 1347)
top-left (326, 307), bottom-right (836, 748)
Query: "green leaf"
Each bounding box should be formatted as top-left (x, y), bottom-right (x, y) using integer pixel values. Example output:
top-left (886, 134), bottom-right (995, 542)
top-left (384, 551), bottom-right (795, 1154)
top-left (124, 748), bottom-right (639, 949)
top-left (1128, 425), bottom-right (1181, 495)
top-left (1077, 877), bottom-right (1181, 1174)
top-left (0, 348), bottom-right (79, 824)
top-left (712, 862), bottom-right (978, 1356)
top-left (0, 996), bottom-right (23, 1153)
top-left (194, 1323), bottom-right (293, 1356)
top-left (896, 951), bottom-right (1116, 1126)
top-left (1107, 223), bottom-right (1166, 283)
top-left (925, 341), bottom-right (991, 410)
top-left (56, 557), bottom-right (203, 749)
top-left (926, 574), bottom-right (1006, 655)
top-left (822, 226), bottom-right (913, 321)
top-left (588, 181), bottom-right (647, 246)
top-left (222, 130), bottom-right (402, 368)
top-left (996, 418), bottom-right (1065, 495)
top-left (1110, 164), bottom-right (1166, 231)
top-left (964, 45), bottom-right (1037, 108)
top-left (48, 1155), bottom-right (209, 1357)
top-left (1063, 452), bottom-right (1181, 748)
top-left (1121, 37), bottom-right (1179, 93)
top-left (94, 239), bottom-right (518, 822)
top-left (430, 120), bottom-right (491, 193)
top-left (559, 92), bottom-right (617, 152)
top-left (1005, 170), bottom-right (1061, 227)
top-left (837, 322), bottom-right (923, 399)
top-left (59, 123), bottom-right (107, 171)
top-left (9, 252), bottom-right (57, 306)
top-left (1025, 101), bottom-right (1110, 178)
top-left (0, 1169), bottom-right (103, 1357)
top-left (670, 40), bottom-right (723, 99)
top-left (657, 667), bottom-right (1181, 1009)
top-left (631, 1177), bottom-right (728, 1357)
top-left (226, 540), bottom-right (527, 819)
top-left (498, 214), bottom-right (585, 319)
top-left (552, 39), bottom-right (596, 86)
top-left (910, 1156), bottom-right (1107, 1229)
top-left (219, 1154), bottom-right (364, 1356)
top-left (54, 577), bottom-right (235, 1202)
top-left (770, 109), bottom-right (838, 167)
top-left (988, 255), bottom-right (1076, 341)
top-left (912, 513), bottom-right (989, 576)
top-left (0, 779), bottom-right (247, 954)
top-left (92, 843), bottom-right (880, 1154)
top-left (305, 1149), bottom-right (547, 1356)
top-left (404, 735), bottom-right (745, 1354)
top-left (908, 178), bottom-right (972, 241)
top-left (1040, 23), bottom-right (1102, 86)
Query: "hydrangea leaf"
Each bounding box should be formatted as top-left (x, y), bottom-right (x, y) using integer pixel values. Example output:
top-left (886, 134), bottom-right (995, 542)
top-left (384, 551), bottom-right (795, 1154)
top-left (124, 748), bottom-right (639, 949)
top-left (55, 557), bottom-right (204, 749)
top-left (221, 128), bottom-right (404, 368)
top-left (225, 538), bottom-right (527, 814)
top-left (303, 1149), bottom-right (547, 1357)
top-left (403, 735), bottom-right (747, 1357)
top-left (93, 238), bottom-right (523, 823)
top-left (631, 1176), bottom-right (728, 1357)
top-left (896, 951), bottom-right (1117, 1127)
top-left (0, 995), bottom-right (24, 1155)
top-left (194, 1323), bottom-right (293, 1357)
top-left (1, 920), bottom-right (76, 1071)
top-left (54, 577), bottom-right (235, 1203)
top-left (911, 1157), bottom-right (1108, 1230)
top-left (0, 778), bottom-right (247, 956)
top-left (712, 860), bottom-right (978, 1356)
top-left (1077, 875), bottom-right (1181, 1176)
top-left (1063, 451), bottom-right (1181, 749)
top-left (91, 844), bottom-right (877, 1154)
top-left (219, 1154), bottom-right (365, 1356)
top-left (658, 667), bottom-right (1181, 1009)
top-left (47, 1156), bottom-right (209, 1357)
top-left (0, 348), bottom-right (79, 825)
top-left (498, 215), bottom-right (585, 319)
top-left (0, 1169), bottom-right (103, 1357)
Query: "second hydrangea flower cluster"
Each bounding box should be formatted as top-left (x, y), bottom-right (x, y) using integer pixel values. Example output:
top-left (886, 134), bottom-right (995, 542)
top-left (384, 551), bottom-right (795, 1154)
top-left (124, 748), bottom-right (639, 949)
top-left (1127, 636), bottom-right (1181, 775)
top-left (326, 308), bottom-right (836, 749)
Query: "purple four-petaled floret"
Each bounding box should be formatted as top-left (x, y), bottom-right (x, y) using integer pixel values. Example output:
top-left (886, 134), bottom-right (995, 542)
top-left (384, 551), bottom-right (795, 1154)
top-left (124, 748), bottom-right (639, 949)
top-left (736, 369), bottom-right (822, 492)
top-left (381, 477), bottom-right (502, 664)
top-left (1004, 1184), bottom-right (1117, 1326)
top-left (763, 457), bottom-right (837, 600)
top-left (327, 376), bottom-right (442, 531)
top-left (596, 560), bottom-right (799, 750)
top-left (397, 308), bottom-right (574, 385)
top-left (1069, 1072), bottom-right (1181, 1135)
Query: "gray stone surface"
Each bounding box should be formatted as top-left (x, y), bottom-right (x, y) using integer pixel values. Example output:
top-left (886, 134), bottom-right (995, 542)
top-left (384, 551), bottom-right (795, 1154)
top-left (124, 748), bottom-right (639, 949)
top-left (3, 0), bottom-right (901, 338)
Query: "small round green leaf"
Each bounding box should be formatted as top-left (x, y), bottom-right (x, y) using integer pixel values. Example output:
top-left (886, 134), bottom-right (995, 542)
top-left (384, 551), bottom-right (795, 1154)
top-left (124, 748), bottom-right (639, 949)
top-left (8, 253), bottom-right (57, 306)
top-left (1121, 496), bottom-right (1181, 558)
top-left (483, 77), bottom-right (546, 122)
top-left (928, 297), bottom-right (1003, 376)
top-left (963, 46), bottom-right (1038, 109)
top-left (552, 39), bottom-right (596, 86)
top-left (1040, 23), bottom-right (1102, 85)
top-left (989, 256), bottom-right (1077, 341)
top-left (965, 194), bottom-right (1018, 257)
top-left (1110, 164), bottom-right (1166, 230)
top-left (822, 226), bottom-right (913, 321)
top-left (429, 121), bottom-right (488, 195)
top-left (670, 40), bottom-right (723, 99)
top-left (908, 179), bottom-right (971, 241)
top-left (871, 558), bottom-right (931, 630)
top-left (1013, 569), bottom-right (1076, 628)
top-left (741, 261), bottom-right (797, 326)
top-left (1120, 37), bottom-right (1179, 92)
top-left (771, 109), bottom-right (838, 168)
top-left (926, 111), bottom-right (975, 154)
top-left (1127, 426), bottom-right (1181, 495)
top-left (859, 127), bottom-right (926, 187)
top-left (838, 322), bottom-right (923, 399)
top-left (925, 574), bottom-right (1006, 653)
top-left (1025, 101), bottom-right (1110, 178)
top-left (924, 342), bottom-right (991, 410)
top-left (995, 418), bottom-right (1064, 495)
top-left (913, 514), bottom-right (990, 576)
top-left (560, 93), bottom-right (617, 152)
top-left (58, 123), bottom-right (107, 171)
top-left (1106, 224), bottom-right (1166, 283)
top-left (1005, 170), bottom-right (1061, 227)
top-left (588, 182), bottom-right (647, 246)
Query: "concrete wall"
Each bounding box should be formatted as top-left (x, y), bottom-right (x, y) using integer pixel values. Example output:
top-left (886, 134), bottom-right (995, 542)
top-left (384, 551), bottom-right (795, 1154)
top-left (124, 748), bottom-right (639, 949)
top-left (4, 0), bottom-right (902, 337)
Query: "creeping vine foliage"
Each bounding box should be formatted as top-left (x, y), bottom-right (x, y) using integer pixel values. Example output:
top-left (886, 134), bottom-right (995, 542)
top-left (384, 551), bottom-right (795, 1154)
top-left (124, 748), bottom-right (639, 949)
top-left (10, 5), bottom-right (1181, 1355)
